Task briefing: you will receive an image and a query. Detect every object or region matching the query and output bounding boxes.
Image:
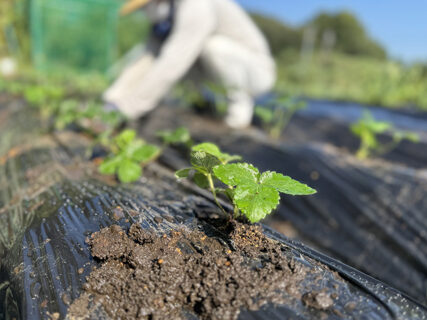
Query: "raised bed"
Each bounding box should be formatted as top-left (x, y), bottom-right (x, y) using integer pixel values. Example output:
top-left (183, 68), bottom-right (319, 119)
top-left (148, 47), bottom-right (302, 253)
top-left (0, 99), bottom-right (426, 319)
top-left (137, 103), bottom-right (427, 304)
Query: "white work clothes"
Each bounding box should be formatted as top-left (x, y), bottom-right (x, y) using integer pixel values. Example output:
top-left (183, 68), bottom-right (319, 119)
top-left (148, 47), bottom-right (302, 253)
top-left (104, 0), bottom-right (276, 128)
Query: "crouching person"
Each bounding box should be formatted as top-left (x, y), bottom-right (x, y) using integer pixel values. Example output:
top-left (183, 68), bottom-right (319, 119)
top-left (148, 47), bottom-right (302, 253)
top-left (104, 0), bottom-right (276, 128)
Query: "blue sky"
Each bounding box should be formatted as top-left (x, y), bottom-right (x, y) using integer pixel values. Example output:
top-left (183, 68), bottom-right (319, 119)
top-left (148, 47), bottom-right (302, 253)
top-left (236, 0), bottom-right (427, 62)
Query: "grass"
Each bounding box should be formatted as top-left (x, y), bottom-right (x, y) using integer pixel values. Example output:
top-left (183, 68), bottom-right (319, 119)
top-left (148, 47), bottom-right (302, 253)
top-left (275, 51), bottom-right (427, 111)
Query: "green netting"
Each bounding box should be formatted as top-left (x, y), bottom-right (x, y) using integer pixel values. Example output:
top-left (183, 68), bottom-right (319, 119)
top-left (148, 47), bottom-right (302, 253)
top-left (30, 0), bottom-right (120, 73)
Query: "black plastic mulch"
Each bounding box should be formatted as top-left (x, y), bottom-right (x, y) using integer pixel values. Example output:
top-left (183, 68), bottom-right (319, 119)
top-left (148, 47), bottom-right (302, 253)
top-left (0, 99), bottom-right (426, 319)
top-left (138, 102), bottom-right (427, 304)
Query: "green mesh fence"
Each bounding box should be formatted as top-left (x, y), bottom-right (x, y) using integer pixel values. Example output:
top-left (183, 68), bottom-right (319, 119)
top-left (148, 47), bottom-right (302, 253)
top-left (31, 0), bottom-right (120, 73)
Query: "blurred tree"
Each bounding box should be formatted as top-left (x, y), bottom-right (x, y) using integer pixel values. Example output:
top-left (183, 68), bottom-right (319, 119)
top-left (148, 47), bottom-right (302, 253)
top-left (251, 11), bottom-right (386, 60)
top-left (250, 13), bottom-right (301, 56)
top-left (306, 11), bottom-right (386, 59)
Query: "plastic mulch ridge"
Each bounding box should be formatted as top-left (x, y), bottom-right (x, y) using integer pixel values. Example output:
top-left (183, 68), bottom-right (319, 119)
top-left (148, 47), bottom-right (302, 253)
top-left (0, 99), bottom-right (426, 319)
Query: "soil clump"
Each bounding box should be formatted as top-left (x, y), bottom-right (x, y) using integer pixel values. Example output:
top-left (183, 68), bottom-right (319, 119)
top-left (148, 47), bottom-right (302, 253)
top-left (68, 222), bottom-right (335, 319)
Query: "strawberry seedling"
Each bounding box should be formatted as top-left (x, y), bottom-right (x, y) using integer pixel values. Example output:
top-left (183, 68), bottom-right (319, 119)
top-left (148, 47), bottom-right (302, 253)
top-left (255, 93), bottom-right (306, 139)
top-left (176, 142), bottom-right (316, 223)
top-left (54, 99), bottom-right (82, 130)
top-left (173, 82), bottom-right (206, 109)
top-left (23, 84), bottom-right (65, 118)
top-left (173, 81), bottom-right (228, 116)
top-left (55, 99), bottom-right (123, 132)
top-left (351, 110), bottom-right (419, 159)
top-left (99, 129), bottom-right (161, 183)
top-left (156, 127), bottom-right (192, 147)
top-left (205, 82), bottom-right (229, 115)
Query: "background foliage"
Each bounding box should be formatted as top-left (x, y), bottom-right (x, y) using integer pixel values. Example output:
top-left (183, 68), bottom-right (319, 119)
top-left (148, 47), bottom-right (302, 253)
top-left (251, 11), bottom-right (427, 110)
top-left (0, 0), bottom-right (31, 59)
top-left (1, 3), bottom-right (426, 110)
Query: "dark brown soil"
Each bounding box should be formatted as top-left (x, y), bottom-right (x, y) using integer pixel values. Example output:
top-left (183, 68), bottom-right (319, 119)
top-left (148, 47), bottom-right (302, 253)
top-left (67, 222), bottom-right (335, 320)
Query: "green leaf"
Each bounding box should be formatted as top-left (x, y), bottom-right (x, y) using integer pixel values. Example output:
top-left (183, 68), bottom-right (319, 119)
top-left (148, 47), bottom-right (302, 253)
top-left (368, 121), bottom-right (391, 133)
top-left (131, 144), bottom-right (161, 163)
top-left (175, 168), bottom-right (209, 188)
top-left (193, 172), bottom-right (209, 188)
top-left (114, 129), bottom-right (137, 149)
top-left (82, 102), bottom-right (102, 119)
top-left (117, 159), bottom-right (142, 183)
top-left (156, 127), bottom-right (191, 145)
top-left (260, 171), bottom-right (316, 195)
top-left (190, 150), bottom-right (221, 174)
top-left (358, 111), bottom-right (391, 134)
top-left (213, 163), bottom-right (259, 186)
top-left (255, 107), bottom-right (274, 124)
top-left (123, 139), bottom-right (143, 156)
top-left (405, 132), bottom-right (420, 143)
top-left (352, 111), bottom-right (419, 159)
top-left (100, 110), bottom-right (124, 127)
top-left (214, 163), bottom-right (316, 222)
top-left (175, 168), bottom-right (192, 178)
top-left (394, 131), bottom-right (419, 143)
top-left (205, 81), bottom-right (228, 96)
top-left (277, 94), bottom-right (292, 106)
top-left (192, 143), bottom-right (241, 164)
top-left (97, 130), bottom-right (114, 148)
top-left (234, 184), bottom-right (280, 223)
top-left (98, 156), bottom-right (122, 175)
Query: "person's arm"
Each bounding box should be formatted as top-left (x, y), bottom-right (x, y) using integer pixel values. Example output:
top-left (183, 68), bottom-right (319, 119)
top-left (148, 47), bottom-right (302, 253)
top-left (103, 36), bottom-right (162, 103)
top-left (109, 0), bottom-right (216, 118)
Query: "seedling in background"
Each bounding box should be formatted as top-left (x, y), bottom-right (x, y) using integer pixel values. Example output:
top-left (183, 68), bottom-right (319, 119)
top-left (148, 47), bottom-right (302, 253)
top-left (173, 82), bottom-right (206, 110)
top-left (156, 127), bottom-right (193, 147)
top-left (54, 99), bottom-right (82, 130)
top-left (351, 110), bottom-right (419, 159)
top-left (176, 143), bottom-right (316, 223)
top-left (173, 81), bottom-right (229, 116)
top-left (51, 98), bottom-right (125, 158)
top-left (205, 82), bottom-right (229, 115)
top-left (255, 93), bottom-right (306, 139)
top-left (23, 84), bottom-right (65, 118)
top-left (99, 129), bottom-right (161, 183)
top-left (55, 99), bottom-right (123, 132)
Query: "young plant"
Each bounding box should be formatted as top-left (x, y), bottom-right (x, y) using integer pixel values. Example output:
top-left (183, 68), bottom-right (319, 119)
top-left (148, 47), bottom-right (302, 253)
top-left (99, 129), bottom-right (161, 183)
top-left (255, 93), bottom-right (306, 139)
top-left (351, 110), bottom-right (419, 159)
top-left (173, 82), bottom-right (206, 109)
top-left (173, 81), bottom-right (228, 116)
top-left (23, 84), bottom-right (65, 118)
top-left (55, 99), bottom-right (123, 132)
top-left (205, 81), bottom-right (229, 115)
top-left (54, 99), bottom-right (81, 130)
top-left (156, 127), bottom-right (192, 147)
top-left (176, 143), bottom-right (316, 223)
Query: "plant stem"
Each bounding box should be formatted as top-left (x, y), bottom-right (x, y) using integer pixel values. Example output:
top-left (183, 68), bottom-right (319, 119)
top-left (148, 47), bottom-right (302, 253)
top-left (207, 173), bottom-right (228, 217)
top-left (377, 138), bottom-right (400, 156)
top-left (224, 186), bottom-right (239, 219)
top-left (233, 205), bottom-right (239, 219)
top-left (356, 144), bottom-right (369, 159)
